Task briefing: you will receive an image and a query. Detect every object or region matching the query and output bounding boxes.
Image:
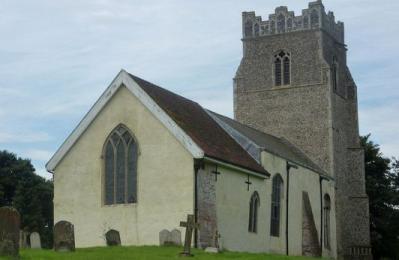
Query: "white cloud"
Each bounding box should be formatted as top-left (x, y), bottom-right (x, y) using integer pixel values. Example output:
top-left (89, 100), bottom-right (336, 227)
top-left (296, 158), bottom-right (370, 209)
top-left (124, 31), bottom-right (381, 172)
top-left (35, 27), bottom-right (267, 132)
top-left (23, 149), bottom-right (53, 161)
top-left (0, 132), bottom-right (52, 143)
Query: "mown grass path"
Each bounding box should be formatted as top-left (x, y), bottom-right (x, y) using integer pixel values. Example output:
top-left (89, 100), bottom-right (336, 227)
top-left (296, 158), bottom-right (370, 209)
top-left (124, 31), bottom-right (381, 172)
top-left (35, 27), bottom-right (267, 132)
top-left (0, 246), bottom-right (320, 260)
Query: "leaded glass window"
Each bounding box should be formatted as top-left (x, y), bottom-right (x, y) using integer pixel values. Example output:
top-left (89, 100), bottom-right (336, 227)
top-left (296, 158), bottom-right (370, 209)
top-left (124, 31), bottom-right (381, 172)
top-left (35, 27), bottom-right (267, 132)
top-left (104, 125), bottom-right (138, 205)
top-left (274, 51), bottom-right (290, 86)
top-left (283, 57), bottom-right (290, 85)
top-left (324, 194), bottom-right (331, 249)
top-left (270, 174), bottom-right (283, 237)
top-left (248, 191), bottom-right (260, 233)
top-left (275, 58), bottom-right (282, 86)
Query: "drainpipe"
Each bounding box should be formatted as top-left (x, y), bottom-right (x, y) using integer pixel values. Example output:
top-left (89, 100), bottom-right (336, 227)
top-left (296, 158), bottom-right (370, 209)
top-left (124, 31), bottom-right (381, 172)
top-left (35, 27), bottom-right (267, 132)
top-left (320, 176), bottom-right (323, 255)
top-left (193, 159), bottom-right (202, 248)
top-left (286, 161), bottom-right (298, 256)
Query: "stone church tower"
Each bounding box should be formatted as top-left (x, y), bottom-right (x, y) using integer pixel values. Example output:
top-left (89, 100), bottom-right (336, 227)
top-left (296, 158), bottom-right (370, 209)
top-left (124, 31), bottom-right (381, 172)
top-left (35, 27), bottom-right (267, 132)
top-left (234, 1), bottom-right (371, 258)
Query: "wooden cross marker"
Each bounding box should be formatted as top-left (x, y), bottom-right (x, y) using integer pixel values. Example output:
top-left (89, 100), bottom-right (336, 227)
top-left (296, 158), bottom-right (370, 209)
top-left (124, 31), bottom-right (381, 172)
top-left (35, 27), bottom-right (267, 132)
top-left (211, 165), bottom-right (221, 181)
top-left (179, 214), bottom-right (200, 257)
top-left (245, 175), bottom-right (252, 191)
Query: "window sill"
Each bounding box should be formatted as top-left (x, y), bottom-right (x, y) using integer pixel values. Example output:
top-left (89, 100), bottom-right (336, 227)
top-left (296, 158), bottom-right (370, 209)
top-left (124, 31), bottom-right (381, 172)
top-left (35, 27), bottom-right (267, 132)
top-left (102, 203), bottom-right (138, 208)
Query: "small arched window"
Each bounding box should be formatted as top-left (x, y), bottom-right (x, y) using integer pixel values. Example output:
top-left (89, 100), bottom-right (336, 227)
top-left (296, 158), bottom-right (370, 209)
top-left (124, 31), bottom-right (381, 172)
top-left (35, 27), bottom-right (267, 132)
top-left (323, 194), bottom-right (331, 249)
top-left (270, 174), bottom-right (283, 236)
top-left (248, 191), bottom-right (260, 233)
top-left (332, 57), bottom-right (338, 92)
top-left (274, 51), bottom-right (291, 86)
top-left (104, 125), bottom-right (138, 205)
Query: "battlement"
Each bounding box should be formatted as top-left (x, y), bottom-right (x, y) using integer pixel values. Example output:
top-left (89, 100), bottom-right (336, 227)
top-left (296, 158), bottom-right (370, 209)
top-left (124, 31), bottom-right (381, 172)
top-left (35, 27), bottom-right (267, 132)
top-left (242, 0), bottom-right (344, 43)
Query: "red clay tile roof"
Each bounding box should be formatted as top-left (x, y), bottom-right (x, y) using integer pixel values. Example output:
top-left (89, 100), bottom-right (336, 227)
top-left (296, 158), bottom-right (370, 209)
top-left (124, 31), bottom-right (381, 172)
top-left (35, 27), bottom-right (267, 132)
top-left (129, 73), bottom-right (269, 176)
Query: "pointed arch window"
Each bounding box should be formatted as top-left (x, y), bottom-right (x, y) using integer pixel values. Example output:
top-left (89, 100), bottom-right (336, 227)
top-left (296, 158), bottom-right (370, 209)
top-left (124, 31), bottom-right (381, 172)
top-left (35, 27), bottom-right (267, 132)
top-left (270, 174), bottom-right (283, 237)
top-left (104, 125), bottom-right (138, 205)
top-left (248, 191), bottom-right (260, 233)
top-left (274, 51), bottom-right (290, 86)
top-left (323, 194), bottom-right (331, 249)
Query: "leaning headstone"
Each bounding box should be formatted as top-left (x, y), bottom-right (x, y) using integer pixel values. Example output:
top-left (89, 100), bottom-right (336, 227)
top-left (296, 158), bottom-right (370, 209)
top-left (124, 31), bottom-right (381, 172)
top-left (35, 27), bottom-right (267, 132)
top-left (54, 220), bottom-right (75, 252)
top-left (0, 207), bottom-right (20, 257)
top-left (19, 230), bottom-right (29, 249)
top-left (159, 229), bottom-right (171, 246)
top-left (105, 229), bottom-right (121, 246)
top-left (170, 229), bottom-right (182, 246)
top-left (30, 232), bottom-right (41, 249)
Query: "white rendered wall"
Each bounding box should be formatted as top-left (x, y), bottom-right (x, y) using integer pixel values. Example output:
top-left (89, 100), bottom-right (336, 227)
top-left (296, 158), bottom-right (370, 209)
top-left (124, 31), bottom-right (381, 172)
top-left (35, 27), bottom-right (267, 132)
top-left (54, 86), bottom-right (194, 248)
top-left (261, 151), bottom-right (337, 258)
top-left (214, 151), bottom-right (336, 258)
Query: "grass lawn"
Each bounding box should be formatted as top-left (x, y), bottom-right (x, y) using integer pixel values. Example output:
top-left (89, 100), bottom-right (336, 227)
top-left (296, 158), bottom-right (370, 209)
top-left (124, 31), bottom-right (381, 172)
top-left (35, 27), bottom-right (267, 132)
top-left (1, 246), bottom-right (320, 260)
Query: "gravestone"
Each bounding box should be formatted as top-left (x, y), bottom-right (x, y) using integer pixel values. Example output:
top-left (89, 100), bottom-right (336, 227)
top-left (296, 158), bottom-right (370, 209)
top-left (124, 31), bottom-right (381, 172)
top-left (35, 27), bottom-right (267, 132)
top-left (179, 214), bottom-right (199, 257)
top-left (170, 229), bottom-right (182, 246)
top-left (0, 207), bottom-right (20, 257)
top-left (105, 229), bottom-right (121, 246)
top-left (19, 230), bottom-right (29, 249)
top-left (30, 232), bottom-right (41, 249)
top-left (54, 220), bottom-right (75, 252)
top-left (159, 229), bottom-right (182, 246)
top-left (159, 229), bottom-right (170, 246)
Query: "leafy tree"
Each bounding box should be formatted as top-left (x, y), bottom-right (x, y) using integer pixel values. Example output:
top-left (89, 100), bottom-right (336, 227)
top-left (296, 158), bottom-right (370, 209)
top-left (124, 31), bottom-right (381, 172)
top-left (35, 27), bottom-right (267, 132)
top-left (0, 150), bottom-right (53, 248)
top-left (361, 135), bottom-right (399, 259)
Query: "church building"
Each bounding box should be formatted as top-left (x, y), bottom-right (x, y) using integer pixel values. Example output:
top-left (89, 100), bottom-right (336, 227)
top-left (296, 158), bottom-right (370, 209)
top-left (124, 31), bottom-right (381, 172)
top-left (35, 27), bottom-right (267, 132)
top-left (46, 1), bottom-right (371, 259)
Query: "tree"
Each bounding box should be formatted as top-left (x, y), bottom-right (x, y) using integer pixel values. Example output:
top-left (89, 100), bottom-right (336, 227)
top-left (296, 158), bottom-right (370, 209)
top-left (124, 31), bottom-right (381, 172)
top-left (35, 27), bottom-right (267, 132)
top-left (0, 150), bottom-right (53, 248)
top-left (361, 135), bottom-right (399, 259)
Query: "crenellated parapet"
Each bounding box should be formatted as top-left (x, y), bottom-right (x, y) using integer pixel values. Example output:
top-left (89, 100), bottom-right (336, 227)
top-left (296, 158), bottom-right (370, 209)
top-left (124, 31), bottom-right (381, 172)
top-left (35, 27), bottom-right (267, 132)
top-left (242, 0), bottom-right (344, 44)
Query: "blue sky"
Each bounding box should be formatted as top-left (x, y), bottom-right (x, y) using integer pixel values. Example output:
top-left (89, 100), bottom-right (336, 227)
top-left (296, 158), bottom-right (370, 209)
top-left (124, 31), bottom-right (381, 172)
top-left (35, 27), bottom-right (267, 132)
top-left (0, 0), bottom-right (398, 179)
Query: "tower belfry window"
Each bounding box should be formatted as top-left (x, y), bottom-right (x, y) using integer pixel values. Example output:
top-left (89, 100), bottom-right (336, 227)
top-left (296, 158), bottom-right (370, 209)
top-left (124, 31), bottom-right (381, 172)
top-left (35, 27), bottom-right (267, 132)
top-left (274, 51), bottom-right (290, 86)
